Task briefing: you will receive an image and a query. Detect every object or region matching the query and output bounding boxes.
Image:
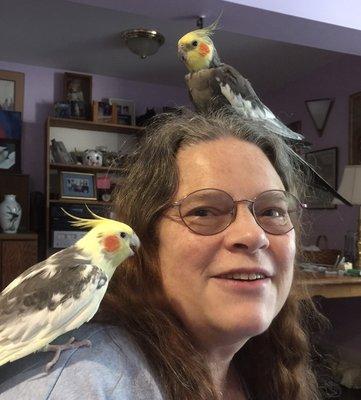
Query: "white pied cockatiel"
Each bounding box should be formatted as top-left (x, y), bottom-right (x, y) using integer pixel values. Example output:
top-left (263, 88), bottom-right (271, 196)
top-left (177, 19), bottom-right (351, 206)
top-left (0, 208), bottom-right (140, 371)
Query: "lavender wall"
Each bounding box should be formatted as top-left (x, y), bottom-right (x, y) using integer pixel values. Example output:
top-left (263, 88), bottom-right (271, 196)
top-left (0, 60), bottom-right (188, 193)
top-left (263, 54), bottom-right (361, 362)
top-left (263, 54), bottom-right (361, 250)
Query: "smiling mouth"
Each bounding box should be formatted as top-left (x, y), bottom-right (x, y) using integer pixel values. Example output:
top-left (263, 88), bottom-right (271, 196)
top-left (217, 273), bottom-right (267, 282)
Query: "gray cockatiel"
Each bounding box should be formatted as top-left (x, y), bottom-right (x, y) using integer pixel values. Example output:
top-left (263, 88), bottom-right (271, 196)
top-left (0, 208), bottom-right (140, 371)
top-left (177, 20), bottom-right (351, 206)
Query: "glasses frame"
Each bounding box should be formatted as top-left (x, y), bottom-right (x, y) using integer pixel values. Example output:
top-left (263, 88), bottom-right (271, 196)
top-left (171, 188), bottom-right (307, 236)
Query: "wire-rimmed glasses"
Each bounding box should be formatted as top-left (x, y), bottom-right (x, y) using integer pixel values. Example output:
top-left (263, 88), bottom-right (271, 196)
top-left (170, 188), bottom-right (307, 236)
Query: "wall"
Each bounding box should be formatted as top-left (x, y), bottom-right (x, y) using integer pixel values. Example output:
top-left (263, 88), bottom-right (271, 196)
top-left (263, 54), bottom-right (361, 250)
top-left (0, 60), bottom-right (188, 193)
top-left (262, 54), bottom-right (361, 365)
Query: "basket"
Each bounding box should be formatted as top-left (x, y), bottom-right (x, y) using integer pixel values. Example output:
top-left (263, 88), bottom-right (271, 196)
top-left (302, 249), bottom-right (341, 265)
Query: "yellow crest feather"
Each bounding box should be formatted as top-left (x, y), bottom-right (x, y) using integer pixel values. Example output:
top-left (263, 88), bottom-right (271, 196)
top-left (195, 12), bottom-right (222, 39)
top-left (61, 205), bottom-right (110, 229)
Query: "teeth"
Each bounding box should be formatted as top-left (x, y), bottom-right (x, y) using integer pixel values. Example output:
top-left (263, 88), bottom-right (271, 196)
top-left (224, 273), bottom-right (266, 281)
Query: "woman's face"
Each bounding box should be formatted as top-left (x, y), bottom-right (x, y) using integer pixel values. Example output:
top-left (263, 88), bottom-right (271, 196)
top-left (157, 137), bottom-right (295, 350)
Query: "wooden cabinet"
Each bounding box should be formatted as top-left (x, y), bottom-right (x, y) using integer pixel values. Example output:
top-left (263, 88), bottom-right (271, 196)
top-left (45, 117), bottom-right (144, 256)
top-left (0, 233), bottom-right (38, 290)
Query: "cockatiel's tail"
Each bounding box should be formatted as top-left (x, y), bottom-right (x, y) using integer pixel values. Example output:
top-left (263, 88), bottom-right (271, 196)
top-left (0, 207), bottom-right (140, 367)
top-left (178, 16), bottom-right (221, 72)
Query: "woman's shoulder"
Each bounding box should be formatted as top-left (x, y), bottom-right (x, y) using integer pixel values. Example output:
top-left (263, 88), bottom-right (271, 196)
top-left (0, 323), bottom-right (164, 400)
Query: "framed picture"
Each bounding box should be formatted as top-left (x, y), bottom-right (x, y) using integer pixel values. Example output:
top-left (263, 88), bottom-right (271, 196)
top-left (305, 147), bottom-right (338, 209)
top-left (349, 91), bottom-right (361, 164)
top-left (92, 101), bottom-right (116, 123)
top-left (0, 139), bottom-right (21, 173)
top-left (63, 73), bottom-right (92, 120)
top-left (60, 171), bottom-right (97, 200)
top-left (0, 70), bottom-right (24, 113)
top-left (107, 98), bottom-right (135, 125)
top-left (0, 110), bottom-right (22, 139)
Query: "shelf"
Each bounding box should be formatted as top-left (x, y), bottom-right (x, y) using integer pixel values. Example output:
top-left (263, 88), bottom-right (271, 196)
top-left (0, 232), bottom-right (38, 240)
top-left (48, 117), bottom-right (144, 135)
top-left (49, 163), bottom-right (122, 174)
top-left (50, 199), bottom-right (114, 206)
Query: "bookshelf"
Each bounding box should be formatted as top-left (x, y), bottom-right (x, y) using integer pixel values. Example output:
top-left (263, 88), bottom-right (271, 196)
top-left (44, 117), bottom-right (144, 256)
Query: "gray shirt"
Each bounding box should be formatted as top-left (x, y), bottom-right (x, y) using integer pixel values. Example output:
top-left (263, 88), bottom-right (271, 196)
top-left (0, 323), bottom-right (164, 399)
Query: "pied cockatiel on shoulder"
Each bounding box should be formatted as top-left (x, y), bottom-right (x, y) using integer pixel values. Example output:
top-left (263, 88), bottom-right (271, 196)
top-left (0, 207), bottom-right (140, 371)
top-left (177, 19), bottom-right (351, 206)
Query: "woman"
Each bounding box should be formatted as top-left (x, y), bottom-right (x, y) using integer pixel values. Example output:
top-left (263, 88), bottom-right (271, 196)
top-left (0, 110), bottom-right (321, 399)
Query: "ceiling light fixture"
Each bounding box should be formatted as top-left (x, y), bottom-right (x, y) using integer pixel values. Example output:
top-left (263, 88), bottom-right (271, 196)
top-left (305, 98), bottom-right (334, 136)
top-left (121, 29), bottom-right (165, 59)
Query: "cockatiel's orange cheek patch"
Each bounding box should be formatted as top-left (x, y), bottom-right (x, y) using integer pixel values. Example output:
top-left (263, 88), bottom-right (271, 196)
top-left (103, 235), bottom-right (122, 252)
top-left (199, 42), bottom-right (210, 56)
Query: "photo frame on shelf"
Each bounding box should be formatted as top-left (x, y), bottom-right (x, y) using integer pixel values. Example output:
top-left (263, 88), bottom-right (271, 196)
top-left (60, 171), bottom-right (97, 200)
top-left (0, 138), bottom-right (21, 173)
top-left (349, 91), bottom-right (361, 164)
top-left (304, 147), bottom-right (338, 209)
top-left (63, 72), bottom-right (92, 120)
top-left (92, 101), bottom-right (116, 124)
top-left (0, 70), bottom-right (24, 113)
top-left (107, 98), bottom-right (135, 125)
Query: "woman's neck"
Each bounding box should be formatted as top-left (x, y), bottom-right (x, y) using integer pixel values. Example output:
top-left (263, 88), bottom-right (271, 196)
top-left (207, 354), bottom-right (247, 400)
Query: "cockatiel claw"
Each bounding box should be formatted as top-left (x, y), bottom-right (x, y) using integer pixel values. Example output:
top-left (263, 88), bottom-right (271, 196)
top-left (43, 337), bottom-right (92, 372)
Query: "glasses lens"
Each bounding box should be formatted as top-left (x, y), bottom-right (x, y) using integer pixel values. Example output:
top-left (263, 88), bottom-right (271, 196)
top-left (179, 189), bottom-right (234, 235)
top-left (253, 190), bottom-right (301, 234)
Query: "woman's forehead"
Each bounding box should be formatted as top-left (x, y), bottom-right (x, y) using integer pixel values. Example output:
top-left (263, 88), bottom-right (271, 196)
top-left (176, 137), bottom-right (284, 198)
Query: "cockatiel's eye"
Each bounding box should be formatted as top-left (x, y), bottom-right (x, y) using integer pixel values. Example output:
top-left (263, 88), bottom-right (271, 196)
top-left (120, 232), bottom-right (127, 238)
top-left (192, 40), bottom-right (198, 47)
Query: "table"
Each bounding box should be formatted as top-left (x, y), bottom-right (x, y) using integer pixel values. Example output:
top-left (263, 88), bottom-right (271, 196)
top-left (300, 272), bottom-right (361, 298)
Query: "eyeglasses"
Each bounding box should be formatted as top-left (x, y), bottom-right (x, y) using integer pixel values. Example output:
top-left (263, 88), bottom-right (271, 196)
top-left (170, 188), bottom-right (307, 236)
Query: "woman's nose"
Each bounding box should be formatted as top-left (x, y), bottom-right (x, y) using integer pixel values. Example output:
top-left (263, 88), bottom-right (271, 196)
top-left (223, 204), bottom-right (270, 253)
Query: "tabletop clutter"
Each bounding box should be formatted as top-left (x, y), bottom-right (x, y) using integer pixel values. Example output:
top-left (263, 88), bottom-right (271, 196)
top-left (300, 234), bottom-right (361, 277)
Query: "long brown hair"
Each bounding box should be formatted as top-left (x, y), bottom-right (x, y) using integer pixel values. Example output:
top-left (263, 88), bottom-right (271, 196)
top-left (102, 109), bottom-right (323, 399)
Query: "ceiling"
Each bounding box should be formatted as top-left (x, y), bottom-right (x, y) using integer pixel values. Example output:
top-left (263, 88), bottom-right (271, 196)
top-left (0, 0), bottom-right (353, 95)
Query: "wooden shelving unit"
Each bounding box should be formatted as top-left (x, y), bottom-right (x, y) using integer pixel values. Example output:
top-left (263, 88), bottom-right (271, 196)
top-left (49, 163), bottom-right (122, 174)
top-left (44, 117), bottom-right (143, 256)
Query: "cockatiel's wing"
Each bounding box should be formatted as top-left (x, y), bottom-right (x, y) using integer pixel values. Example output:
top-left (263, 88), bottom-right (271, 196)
top-left (186, 63), bottom-right (304, 142)
top-left (0, 246), bottom-right (108, 367)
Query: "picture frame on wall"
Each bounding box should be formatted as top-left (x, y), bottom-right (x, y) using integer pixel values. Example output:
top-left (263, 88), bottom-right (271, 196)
top-left (0, 70), bottom-right (24, 114)
top-left (0, 139), bottom-right (21, 173)
top-left (60, 171), bottom-right (97, 200)
top-left (0, 110), bottom-right (22, 139)
top-left (63, 72), bottom-right (92, 120)
top-left (304, 147), bottom-right (338, 209)
top-left (349, 91), bottom-right (361, 164)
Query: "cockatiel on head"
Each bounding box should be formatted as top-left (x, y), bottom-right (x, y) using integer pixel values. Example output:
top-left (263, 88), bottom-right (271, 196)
top-left (0, 207), bottom-right (140, 371)
top-left (178, 19), bottom-right (351, 206)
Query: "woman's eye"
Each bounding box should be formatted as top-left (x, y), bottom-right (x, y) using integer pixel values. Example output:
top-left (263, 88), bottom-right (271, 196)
top-left (261, 208), bottom-right (286, 218)
top-left (192, 40), bottom-right (198, 47)
top-left (187, 207), bottom-right (220, 217)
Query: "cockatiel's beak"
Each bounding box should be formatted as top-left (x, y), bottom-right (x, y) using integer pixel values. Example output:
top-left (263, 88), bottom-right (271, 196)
top-left (177, 45), bottom-right (187, 63)
top-left (129, 233), bottom-right (140, 254)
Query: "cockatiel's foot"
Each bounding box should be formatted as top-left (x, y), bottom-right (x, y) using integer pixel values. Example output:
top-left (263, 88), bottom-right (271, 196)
top-left (43, 336), bottom-right (92, 372)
